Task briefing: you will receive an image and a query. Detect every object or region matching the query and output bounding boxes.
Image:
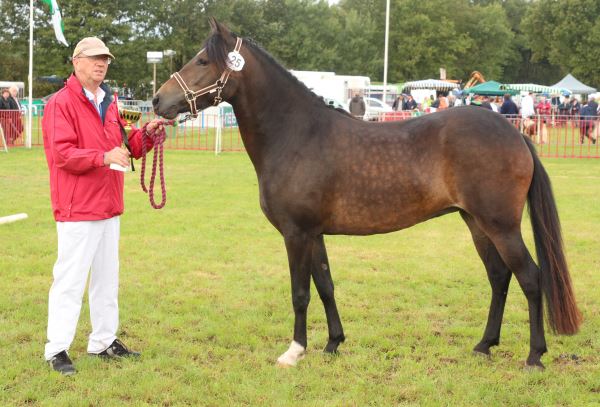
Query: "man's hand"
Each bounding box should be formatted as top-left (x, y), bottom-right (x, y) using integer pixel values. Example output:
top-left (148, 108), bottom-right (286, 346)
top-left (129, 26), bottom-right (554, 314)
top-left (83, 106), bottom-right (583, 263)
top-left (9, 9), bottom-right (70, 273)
top-left (144, 119), bottom-right (167, 144)
top-left (145, 119), bottom-right (164, 134)
top-left (104, 147), bottom-right (130, 167)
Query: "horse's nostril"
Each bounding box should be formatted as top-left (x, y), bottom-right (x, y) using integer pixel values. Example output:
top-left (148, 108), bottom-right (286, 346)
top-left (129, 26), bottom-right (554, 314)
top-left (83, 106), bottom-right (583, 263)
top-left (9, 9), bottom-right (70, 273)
top-left (152, 95), bottom-right (160, 108)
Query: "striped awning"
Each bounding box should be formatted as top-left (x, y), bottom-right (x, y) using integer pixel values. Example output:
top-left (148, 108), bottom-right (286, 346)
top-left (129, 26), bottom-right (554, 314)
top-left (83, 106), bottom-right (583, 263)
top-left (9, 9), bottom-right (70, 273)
top-left (402, 79), bottom-right (459, 91)
top-left (501, 83), bottom-right (571, 95)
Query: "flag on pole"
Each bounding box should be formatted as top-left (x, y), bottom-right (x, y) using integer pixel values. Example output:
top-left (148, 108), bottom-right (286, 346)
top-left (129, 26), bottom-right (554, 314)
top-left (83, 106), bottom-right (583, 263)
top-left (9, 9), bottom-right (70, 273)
top-left (41, 0), bottom-right (68, 46)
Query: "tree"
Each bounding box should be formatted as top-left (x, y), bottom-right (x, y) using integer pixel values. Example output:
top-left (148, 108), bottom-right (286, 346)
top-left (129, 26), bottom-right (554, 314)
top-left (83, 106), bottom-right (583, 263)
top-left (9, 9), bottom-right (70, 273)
top-left (524, 0), bottom-right (600, 87)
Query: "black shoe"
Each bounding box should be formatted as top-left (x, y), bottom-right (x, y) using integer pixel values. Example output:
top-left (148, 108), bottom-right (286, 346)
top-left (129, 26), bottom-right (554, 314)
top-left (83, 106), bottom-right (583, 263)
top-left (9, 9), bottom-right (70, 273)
top-left (48, 351), bottom-right (76, 376)
top-left (92, 339), bottom-right (140, 358)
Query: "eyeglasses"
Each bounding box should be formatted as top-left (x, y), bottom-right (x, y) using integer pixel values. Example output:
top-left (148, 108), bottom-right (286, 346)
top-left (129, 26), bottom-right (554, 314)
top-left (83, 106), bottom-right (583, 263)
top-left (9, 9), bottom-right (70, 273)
top-left (75, 54), bottom-right (112, 65)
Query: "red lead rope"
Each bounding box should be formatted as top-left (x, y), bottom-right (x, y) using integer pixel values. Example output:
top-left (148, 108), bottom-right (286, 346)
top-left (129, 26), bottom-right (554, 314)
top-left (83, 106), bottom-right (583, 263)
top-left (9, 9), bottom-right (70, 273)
top-left (140, 120), bottom-right (175, 209)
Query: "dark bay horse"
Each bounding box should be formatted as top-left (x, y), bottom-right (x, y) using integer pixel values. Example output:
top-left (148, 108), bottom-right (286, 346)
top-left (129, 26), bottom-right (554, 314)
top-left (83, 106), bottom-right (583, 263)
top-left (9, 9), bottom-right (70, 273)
top-left (153, 19), bottom-right (581, 368)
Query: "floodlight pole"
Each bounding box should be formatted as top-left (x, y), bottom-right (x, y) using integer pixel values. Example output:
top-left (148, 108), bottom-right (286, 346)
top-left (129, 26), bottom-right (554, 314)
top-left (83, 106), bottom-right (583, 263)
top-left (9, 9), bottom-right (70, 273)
top-left (147, 51), bottom-right (164, 97)
top-left (153, 62), bottom-right (157, 96)
top-left (382, 0), bottom-right (390, 105)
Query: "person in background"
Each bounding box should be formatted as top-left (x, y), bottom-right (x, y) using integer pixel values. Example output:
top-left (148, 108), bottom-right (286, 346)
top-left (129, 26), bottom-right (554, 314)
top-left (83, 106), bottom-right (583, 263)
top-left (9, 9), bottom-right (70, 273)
top-left (579, 96), bottom-right (598, 144)
top-left (570, 97), bottom-right (581, 127)
top-left (520, 92), bottom-right (535, 119)
top-left (349, 92), bottom-right (366, 119)
top-left (392, 94), bottom-right (404, 111)
top-left (42, 36), bottom-right (165, 376)
top-left (0, 87), bottom-right (23, 143)
top-left (438, 93), bottom-right (449, 110)
top-left (535, 96), bottom-right (552, 144)
top-left (558, 96), bottom-right (571, 127)
top-left (0, 89), bottom-right (12, 143)
top-left (0, 88), bottom-right (10, 110)
top-left (500, 93), bottom-right (519, 116)
top-left (404, 95), bottom-right (417, 110)
top-left (535, 96), bottom-right (551, 117)
top-left (8, 86), bottom-right (21, 111)
top-left (479, 96), bottom-right (493, 110)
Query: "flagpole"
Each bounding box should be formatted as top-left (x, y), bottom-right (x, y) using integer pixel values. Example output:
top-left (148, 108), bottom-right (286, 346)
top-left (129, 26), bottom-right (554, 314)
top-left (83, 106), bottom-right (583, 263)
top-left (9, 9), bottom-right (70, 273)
top-left (27, 0), bottom-right (34, 149)
top-left (382, 0), bottom-right (390, 106)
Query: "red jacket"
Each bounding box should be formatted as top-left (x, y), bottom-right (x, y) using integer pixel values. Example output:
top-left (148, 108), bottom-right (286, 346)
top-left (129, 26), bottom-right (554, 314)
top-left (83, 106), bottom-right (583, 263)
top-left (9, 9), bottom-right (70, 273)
top-left (536, 101), bottom-right (551, 116)
top-left (43, 74), bottom-right (151, 221)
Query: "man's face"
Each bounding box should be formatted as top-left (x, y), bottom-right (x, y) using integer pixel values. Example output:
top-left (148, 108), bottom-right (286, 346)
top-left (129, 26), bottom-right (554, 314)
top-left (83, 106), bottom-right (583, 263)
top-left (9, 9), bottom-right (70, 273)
top-left (9, 88), bottom-right (17, 98)
top-left (73, 54), bottom-right (110, 85)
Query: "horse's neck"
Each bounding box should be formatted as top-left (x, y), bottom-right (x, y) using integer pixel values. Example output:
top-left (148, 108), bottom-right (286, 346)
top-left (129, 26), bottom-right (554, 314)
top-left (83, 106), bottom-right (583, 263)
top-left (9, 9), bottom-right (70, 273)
top-left (228, 54), bottom-right (321, 173)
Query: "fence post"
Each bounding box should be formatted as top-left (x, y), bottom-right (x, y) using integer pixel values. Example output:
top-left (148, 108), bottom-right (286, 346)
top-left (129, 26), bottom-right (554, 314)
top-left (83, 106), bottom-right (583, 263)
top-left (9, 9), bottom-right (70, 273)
top-left (0, 123), bottom-right (7, 153)
top-left (215, 106), bottom-right (222, 155)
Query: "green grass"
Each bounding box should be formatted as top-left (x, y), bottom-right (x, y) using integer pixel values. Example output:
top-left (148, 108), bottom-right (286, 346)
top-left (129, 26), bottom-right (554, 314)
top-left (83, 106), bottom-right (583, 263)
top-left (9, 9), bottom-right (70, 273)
top-left (1, 148), bottom-right (599, 406)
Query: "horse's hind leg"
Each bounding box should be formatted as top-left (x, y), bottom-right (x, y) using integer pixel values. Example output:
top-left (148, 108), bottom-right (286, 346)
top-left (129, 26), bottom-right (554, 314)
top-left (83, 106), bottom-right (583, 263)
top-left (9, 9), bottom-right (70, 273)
top-left (311, 235), bottom-right (345, 353)
top-left (479, 224), bottom-right (548, 368)
top-left (460, 212), bottom-right (512, 357)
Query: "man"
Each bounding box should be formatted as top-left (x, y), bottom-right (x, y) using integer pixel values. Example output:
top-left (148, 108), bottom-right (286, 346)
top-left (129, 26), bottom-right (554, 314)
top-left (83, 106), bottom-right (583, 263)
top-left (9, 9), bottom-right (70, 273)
top-left (579, 96), bottom-right (598, 144)
top-left (349, 92), bottom-right (366, 119)
top-left (520, 92), bottom-right (535, 119)
top-left (392, 94), bottom-right (404, 111)
top-left (558, 96), bottom-right (571, 127)
top-left (500, 94), bottom-right (519, 116)
top-left (42, 37), bottom-right (164, 375)
top-left (8, 86), bottom-right (21, 110)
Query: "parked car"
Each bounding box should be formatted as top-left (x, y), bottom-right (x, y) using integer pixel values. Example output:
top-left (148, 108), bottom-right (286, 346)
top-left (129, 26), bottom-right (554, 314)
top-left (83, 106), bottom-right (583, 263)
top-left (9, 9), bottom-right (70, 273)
top-left (346, 96), bottom-right (393, 120)
top-left (323, 97), bottom-right (349, 112)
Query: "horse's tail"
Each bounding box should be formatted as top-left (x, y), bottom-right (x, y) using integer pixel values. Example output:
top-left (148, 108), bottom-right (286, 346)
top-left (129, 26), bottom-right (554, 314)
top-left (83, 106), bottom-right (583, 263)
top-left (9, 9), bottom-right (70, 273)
top-left (523, 136), bottom-right (582, 334)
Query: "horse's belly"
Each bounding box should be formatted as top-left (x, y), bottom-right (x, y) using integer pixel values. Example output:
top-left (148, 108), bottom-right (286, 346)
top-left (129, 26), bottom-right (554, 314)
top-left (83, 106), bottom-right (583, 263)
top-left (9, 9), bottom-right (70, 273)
top-left (324, 196), bottom-right (447, 235)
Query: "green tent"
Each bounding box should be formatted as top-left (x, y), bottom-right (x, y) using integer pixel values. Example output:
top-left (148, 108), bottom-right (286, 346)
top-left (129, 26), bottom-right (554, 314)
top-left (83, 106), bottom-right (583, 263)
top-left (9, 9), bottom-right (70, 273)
top-left (463, 81), bottom-right (517, 96)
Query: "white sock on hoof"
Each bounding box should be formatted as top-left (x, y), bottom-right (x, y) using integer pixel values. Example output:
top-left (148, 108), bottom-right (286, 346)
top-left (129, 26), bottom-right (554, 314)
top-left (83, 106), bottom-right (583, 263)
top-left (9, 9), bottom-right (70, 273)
top-left (277, 341), bottom-right (305, 367)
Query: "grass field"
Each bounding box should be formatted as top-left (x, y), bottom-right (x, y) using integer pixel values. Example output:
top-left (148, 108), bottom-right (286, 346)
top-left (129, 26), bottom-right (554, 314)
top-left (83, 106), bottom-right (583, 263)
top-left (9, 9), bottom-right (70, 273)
top-left (1, 148), bottom-right (599, 406)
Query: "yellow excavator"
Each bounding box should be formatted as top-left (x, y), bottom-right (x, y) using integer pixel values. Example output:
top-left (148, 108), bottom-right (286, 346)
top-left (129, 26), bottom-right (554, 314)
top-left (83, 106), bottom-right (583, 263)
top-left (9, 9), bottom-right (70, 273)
top-left (464, 71), bottom-right (486, 89)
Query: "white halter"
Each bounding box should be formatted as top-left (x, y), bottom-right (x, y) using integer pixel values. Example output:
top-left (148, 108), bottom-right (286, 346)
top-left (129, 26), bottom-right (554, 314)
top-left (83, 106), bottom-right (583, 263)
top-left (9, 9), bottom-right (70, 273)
top-left (170, 37), bottom-right (243, 119)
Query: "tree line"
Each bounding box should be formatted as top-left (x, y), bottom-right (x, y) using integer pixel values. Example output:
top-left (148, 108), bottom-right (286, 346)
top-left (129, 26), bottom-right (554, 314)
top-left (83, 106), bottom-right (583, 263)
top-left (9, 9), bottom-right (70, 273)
top-left (1, 0), bottom-right (598, 99)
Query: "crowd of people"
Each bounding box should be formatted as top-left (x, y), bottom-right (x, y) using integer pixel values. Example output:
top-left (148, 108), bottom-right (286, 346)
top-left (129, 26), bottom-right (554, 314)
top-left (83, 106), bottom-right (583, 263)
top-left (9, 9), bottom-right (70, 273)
top-left (390, 91), bottom-right (599, 144)
top-left (0, 86), bottom-right (23, 144)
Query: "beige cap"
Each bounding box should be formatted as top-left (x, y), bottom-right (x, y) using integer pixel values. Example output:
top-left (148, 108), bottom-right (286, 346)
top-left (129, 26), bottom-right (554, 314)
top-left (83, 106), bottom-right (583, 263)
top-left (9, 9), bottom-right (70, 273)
top-left (72, 37), bottom-right (115, 59)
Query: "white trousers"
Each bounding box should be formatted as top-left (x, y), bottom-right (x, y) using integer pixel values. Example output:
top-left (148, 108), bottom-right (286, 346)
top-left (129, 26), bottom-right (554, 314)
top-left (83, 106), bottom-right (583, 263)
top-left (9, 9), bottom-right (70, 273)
top-left (45, 217), bottom-right (120, 360)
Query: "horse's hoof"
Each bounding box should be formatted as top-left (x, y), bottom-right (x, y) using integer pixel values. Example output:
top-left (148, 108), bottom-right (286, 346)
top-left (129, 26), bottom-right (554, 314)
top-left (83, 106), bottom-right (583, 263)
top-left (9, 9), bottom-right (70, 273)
top-left (323, 342), bottom-right (341, 354)
top-left (472, 350), bottom-right (491, 359)
top-left (276, 341), bottom-right (305, 368)
top-left (524, 362), bottom-right (545, 372)
top-left (276, 360), bottom-right (296, 368)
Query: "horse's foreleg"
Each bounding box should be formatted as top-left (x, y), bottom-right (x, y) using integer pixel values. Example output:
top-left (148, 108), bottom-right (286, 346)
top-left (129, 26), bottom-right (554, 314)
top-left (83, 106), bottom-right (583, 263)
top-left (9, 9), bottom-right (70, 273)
top-left (311, 235), bottom-right (345, 353)
top-left (461, 212), bottom-right (512, 356)
top-left (277, 233), bottom-right (313, 367)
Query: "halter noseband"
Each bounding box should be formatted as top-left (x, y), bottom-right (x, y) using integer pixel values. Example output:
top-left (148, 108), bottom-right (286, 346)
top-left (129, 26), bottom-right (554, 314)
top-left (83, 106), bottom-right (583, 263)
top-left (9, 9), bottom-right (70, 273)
top-left (171, 37), bottom-right (243, 119)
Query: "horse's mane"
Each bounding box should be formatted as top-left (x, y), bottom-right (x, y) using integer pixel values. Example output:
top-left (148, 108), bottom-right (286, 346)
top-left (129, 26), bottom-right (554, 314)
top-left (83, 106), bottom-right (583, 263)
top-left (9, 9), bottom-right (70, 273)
top-left (204, 31), bottom-right (352, 116)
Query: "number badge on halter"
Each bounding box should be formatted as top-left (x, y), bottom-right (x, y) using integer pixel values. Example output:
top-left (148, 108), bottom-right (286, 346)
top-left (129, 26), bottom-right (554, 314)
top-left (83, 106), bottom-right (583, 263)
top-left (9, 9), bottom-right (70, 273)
top-left (227, 51), bottom-right (245, 71)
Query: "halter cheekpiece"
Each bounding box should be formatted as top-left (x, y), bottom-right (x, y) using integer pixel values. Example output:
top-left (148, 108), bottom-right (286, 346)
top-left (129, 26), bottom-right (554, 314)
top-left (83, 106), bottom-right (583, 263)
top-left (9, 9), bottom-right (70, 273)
top-left (171, 37), bottom-right (243, 120)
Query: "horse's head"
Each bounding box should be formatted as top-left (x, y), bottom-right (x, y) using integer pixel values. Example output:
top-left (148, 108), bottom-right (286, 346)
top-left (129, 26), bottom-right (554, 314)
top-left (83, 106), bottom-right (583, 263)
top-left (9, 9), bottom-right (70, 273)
top-left (153, 18), bottom-right (244, 119)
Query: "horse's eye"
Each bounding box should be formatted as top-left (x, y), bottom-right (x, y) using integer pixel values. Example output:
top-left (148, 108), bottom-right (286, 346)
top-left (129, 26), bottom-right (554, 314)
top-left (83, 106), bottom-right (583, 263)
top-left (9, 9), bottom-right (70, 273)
top-left (197, 58), bottom-right (209, 66)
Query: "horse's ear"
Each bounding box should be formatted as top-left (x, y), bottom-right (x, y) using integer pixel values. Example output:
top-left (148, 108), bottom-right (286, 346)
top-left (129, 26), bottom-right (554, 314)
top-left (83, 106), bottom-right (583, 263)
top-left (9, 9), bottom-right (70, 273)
top-left (208, 17), bottom-right (232, 38)
top-left (209, 17), bottom-right (218, 33)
